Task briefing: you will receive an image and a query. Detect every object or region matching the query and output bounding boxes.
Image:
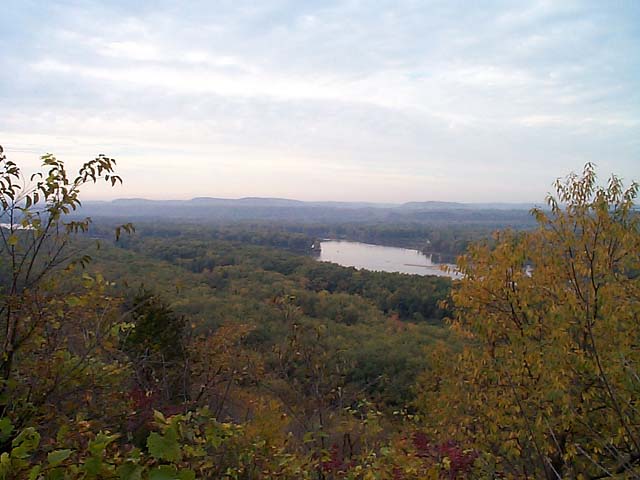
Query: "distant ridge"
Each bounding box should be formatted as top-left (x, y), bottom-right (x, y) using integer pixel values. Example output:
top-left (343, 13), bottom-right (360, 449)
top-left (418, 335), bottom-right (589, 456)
top-left (188, 197), bottom-right (306, 207)
top-left (97, 197), bottom-right (537, 210)
top-left (400, 201), bottom-right (465, 210)
top-left (77, 197), bottom-right (540, 227)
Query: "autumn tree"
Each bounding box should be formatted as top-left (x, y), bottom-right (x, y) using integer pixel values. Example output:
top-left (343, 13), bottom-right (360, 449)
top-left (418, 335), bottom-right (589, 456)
top-left (0, 145), bottom-right (133, 441)
top-left (418, 163), bottom-right (640, 478)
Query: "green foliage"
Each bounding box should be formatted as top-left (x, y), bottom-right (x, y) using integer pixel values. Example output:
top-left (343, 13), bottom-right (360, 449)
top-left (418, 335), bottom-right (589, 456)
top-left (82, 227), bottom-right (456, 408)
top-left (124, 289), bottom-right (186, 360)
top-left (147, 430), bottom-right (181, 463)
top-left (0, 146), bottom-right (135, 438)
top-left (109, 232), bottom-right (452, 323)
top-left (1, 407), bottom-right (474, 479)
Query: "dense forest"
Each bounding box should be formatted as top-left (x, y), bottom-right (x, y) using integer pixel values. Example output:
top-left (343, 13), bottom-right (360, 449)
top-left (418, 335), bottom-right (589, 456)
top-left (76, 198), bottom-right (538, 234)
top-left (1, 149), bottom-right (639, 479)
top-left (85, 207), bottom-right (530, 262)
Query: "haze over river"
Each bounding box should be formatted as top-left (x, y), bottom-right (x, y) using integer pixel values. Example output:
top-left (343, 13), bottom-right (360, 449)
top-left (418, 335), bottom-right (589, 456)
top-left (317, 240), bottom-right (459, 278)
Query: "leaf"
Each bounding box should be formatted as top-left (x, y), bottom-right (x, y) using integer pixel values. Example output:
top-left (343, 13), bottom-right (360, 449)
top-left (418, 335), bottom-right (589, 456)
top-left (117, 462), bottom-right (143, 480)
top-left (0, 452), bottom-right (10, 471)
top-left (147, 429), bottom-right (181, 462)
top-left (178, 469), bottom-right (196, 480)
top-left (87, 432), bottom-right (119, 456)
top-left (48, 449), bottom-right (72, 467)
top-left (82, 456), bottom-right (102, 476)
top-left (65, 296), bottom-right (83, 307)
top-left (303, 431), bottom-right (314, 444)
top-left (148, 465), bottom-right (179, 480)
top-left (153, 410), bottom-right (167, 424)
top-left (28, 465), bottom-right (41, 480)
top-left (46, 468), bottom-right (65, 480)
top-left (11, 428), bottom-right (40, 459)
top-left (0, 418), bottom-right (13, 443)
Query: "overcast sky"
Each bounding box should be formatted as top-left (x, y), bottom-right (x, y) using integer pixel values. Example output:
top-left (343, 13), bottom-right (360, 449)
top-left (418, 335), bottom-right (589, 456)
top-left (1, 0), bottom-right (638, 202)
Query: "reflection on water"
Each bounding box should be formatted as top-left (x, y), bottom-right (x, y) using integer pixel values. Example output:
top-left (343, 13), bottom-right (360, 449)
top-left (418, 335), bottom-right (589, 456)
top-left (317, 240), bottom-right (460, 278)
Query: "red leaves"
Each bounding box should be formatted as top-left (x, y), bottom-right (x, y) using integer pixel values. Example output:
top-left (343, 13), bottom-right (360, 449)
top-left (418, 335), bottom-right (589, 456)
top-left (411, 432), bottom-right (478, 479)
top-left (320, 444), bottom-right (350, 474)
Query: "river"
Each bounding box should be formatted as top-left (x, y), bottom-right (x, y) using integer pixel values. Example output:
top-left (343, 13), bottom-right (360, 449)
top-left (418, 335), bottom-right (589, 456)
top-left (316, 240), bottom-right (460, 278)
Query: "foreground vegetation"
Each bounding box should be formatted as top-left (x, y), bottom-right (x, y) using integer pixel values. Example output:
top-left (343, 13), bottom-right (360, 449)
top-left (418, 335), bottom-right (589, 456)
top-left (1, 147), bottom-right (638, 478)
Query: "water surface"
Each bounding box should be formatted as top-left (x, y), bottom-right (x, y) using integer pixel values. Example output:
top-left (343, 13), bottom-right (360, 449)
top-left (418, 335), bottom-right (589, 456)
top-left (317, 240), bottom-right (459, 278)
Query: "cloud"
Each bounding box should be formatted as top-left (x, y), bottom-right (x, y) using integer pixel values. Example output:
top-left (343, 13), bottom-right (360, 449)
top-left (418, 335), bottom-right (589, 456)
top-left (0, 0), bottom-right (638, 202)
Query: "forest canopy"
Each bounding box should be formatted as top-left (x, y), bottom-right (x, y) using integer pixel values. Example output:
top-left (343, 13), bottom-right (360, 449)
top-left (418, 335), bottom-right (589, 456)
top-left (1, 149), bottom-right (638, 479)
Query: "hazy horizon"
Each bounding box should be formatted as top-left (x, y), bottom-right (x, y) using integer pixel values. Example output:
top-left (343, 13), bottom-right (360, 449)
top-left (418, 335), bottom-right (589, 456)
top-left (2, 0), bottom-right (638, 203)
top-left (83, 195), bottom-right (540, 206)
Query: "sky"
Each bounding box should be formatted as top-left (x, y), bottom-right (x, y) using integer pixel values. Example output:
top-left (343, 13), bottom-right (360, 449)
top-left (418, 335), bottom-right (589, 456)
top-left (1, 0), bottom-right (638, 203)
